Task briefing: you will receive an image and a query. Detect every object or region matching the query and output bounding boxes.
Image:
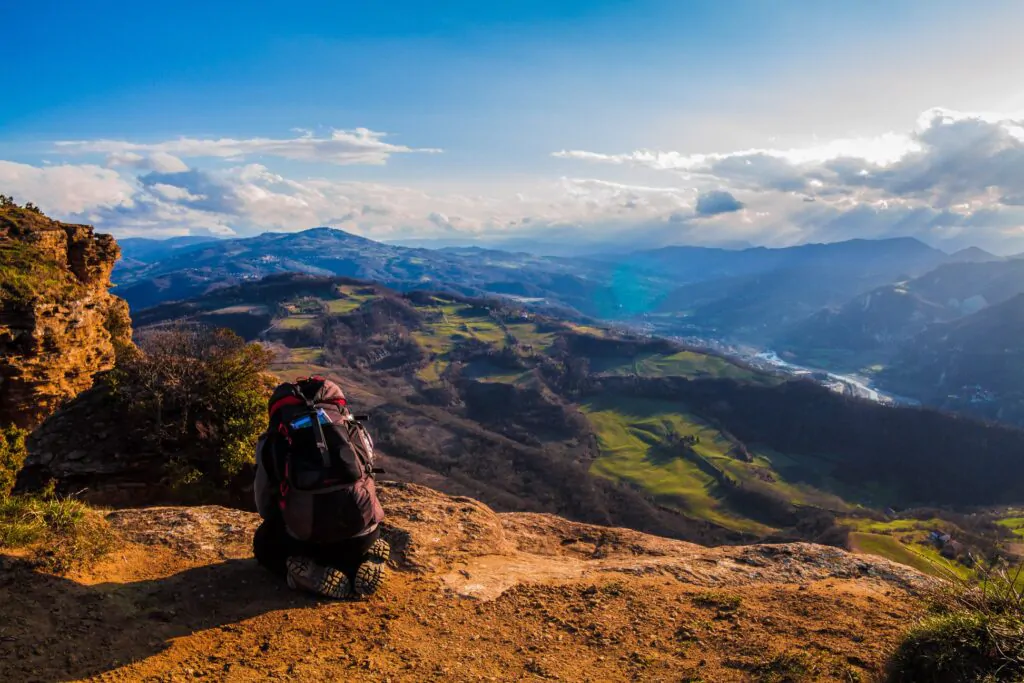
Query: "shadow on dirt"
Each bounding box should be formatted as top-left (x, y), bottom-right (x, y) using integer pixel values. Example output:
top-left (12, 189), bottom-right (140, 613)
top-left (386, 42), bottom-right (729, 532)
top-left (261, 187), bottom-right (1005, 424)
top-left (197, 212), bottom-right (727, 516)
top-left (0, 554), bottom-right (317, 682)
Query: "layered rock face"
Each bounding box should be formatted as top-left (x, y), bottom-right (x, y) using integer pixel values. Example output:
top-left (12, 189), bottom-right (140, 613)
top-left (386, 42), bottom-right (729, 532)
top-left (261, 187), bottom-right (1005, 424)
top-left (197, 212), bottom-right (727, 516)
top-left (0, 206), bottom-right (131, 429)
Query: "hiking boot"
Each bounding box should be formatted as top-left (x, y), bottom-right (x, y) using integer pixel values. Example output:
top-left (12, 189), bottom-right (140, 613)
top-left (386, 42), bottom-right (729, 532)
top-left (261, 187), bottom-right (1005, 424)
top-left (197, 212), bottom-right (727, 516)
top-left (353, 538), bottom-right (391, 596)
top-left (366, 537), bottom-right (391, 564)
top-left (285, 556), bottom-right (350, 599)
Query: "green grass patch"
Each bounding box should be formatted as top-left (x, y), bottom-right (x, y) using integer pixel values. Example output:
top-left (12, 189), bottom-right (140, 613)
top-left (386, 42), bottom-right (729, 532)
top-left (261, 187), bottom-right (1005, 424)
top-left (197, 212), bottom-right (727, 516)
top-left (1, 425), bottom-right (28, 498)
top-left (887, 565), bottom-right (1024, 683)
top-left (638, 350), bottom-right (765, 382)
top-left (691, 591), bottom-right (742, 613)
top-left (208, 304), bottom-right (268, 315)
top-left (567, 323), bottom-right (608, 337)
top-left (581, 395), bottom-right (850, 527)
top-left (288, 347), bottom-right (322, 363)
top-left (276, 315), bottom-right (317, 329)
top-left (413, 305), bottom-right (507, 354)
top-left (462, 360), bottom-right (526, 384)
top-left (503, 322), bottom-right (557, 350)
top-left (410, 331), bottom-right (450, 355)
top-left (416, 359), bottom-right (449, 383)
top-left (888, 611), bottom-right (1024, 683)
top-left (0, 495), bottom-right (113, 573)
top-left (997, 517), bottom-right (1024, 538)
top-left (844, 517), bottom-right (942, 534)
top-left (0, 239), bottom-right (82, 302)
top-left (581, 396), bottom-right (772, 534)
top-left (590, 350), bottom-right (769, 383)
top-left (848, 532), bottom-right (968, 579)
top-left (325, 289), bottom-right (375, 314)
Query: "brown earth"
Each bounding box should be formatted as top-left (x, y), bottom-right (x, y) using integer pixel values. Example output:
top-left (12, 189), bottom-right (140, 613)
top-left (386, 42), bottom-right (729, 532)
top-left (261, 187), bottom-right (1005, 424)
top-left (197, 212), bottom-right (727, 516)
top-left (0, 483), bottom-right (930, 683)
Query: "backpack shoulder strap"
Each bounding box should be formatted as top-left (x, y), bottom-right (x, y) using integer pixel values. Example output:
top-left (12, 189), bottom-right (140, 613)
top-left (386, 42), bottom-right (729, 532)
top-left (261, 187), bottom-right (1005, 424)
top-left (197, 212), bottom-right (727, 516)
top-left (292, 383), bottom-right (332, 469)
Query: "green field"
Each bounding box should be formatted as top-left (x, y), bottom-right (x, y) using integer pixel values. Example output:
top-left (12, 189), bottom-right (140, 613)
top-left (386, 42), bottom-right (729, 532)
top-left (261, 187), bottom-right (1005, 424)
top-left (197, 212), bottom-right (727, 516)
top-left (567, 323), bottom-right (608, 337)
top-left (325, 287), bottom-right (376, 314)
top-left (591, 350), bottom-right (768, 383)
top-left (288, 347), bottom-right (323, 363)
top-left (462, 359), bottom-right (527, 384)
top-left (843, 517), bottom-right (946, 535)
top-left (998, 517), bottom-right (1024, 538)
top-left (848, 531), bottom-right (969, 579)
top-left (412, 304), bottom-right (504, 352)
top-left (276, 315), bottom-right (317, 329)
top-left (326, 298), bottom-right (363, 314)
top-left (415, 359), bottom-right (449, 383)
top-left (579, 393), bottom-right (863, 534)
top-left (208, 304), bottom-right (269, 315)
top-left (503, 322), bottom-right (557, 350)
top-left (581, 396), bottom-right (773, 534)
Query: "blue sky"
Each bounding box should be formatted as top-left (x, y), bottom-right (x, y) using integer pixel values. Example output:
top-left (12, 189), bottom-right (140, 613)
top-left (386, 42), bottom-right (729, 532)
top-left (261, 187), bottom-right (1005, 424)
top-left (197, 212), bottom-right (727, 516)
top-left (2, 1), bottom-right (1024, 252)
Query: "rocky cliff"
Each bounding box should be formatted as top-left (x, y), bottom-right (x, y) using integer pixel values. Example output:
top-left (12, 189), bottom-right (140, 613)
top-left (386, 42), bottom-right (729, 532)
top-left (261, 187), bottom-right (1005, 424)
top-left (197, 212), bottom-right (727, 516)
top-left (0, 482), bottom-right (930, 682)
top-left (0, 205), bottom-right (131, 428)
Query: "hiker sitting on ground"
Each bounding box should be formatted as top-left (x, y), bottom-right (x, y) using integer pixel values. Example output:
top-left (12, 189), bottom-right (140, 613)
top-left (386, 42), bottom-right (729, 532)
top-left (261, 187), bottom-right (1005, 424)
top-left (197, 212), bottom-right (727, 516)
top-left (253, 376), bottom-right (389, 599)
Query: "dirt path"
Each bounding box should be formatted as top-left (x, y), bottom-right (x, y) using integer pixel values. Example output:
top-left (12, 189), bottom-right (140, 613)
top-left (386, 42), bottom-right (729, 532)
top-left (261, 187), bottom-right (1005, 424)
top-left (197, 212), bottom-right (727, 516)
top-left (0, 484), bottom-right (928, 682)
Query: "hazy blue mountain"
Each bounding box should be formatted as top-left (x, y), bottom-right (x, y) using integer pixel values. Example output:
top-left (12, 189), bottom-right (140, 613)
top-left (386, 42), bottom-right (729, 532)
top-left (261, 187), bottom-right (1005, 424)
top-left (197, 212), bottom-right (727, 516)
top-left (949, 246), bottom-right (1003, 263)
top-left (628, 238), bottom-right (952, 342)
top-left (879, 293), bottom-right (1024, 424)
top-left (609, 237), bottom-right (946, 282)
top-left (117, 235), bottom-right (221, 263)
top-left (778, 258), bottom-right (1024, 369)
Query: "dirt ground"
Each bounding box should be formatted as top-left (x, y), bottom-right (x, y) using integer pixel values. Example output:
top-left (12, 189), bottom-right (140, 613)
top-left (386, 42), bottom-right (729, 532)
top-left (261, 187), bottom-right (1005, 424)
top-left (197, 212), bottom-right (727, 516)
top-left (0, 484), bottom-right (928, 682)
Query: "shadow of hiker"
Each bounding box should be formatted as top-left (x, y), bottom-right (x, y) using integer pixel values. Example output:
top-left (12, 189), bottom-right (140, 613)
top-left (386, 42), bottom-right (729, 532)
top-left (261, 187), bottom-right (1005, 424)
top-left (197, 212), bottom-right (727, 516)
top-left (0, 554), bottom-right (321, 683)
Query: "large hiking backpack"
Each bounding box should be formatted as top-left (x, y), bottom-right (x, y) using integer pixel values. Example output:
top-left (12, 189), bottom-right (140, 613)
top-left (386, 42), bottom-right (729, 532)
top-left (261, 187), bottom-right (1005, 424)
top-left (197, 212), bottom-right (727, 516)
top-left (265, 376), bottom-right (384, 543)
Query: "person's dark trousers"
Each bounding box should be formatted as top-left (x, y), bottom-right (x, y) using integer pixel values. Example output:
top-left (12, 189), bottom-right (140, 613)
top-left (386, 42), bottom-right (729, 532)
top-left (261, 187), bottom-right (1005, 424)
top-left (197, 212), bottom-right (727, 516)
top-left (253, 516), bottom-right (382, 580)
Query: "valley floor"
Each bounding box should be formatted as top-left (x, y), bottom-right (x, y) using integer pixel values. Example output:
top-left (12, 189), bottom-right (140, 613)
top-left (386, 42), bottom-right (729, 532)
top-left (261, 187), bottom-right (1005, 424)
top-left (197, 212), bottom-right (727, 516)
top-left (0, 484), bottom-right (930, 683)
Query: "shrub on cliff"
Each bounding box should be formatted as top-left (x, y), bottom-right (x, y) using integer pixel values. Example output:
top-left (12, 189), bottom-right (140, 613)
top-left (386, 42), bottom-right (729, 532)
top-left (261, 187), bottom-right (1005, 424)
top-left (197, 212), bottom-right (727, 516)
top-left (0, 424), bottom-right (28, 498)
top-left (110, 325), bottom-right (274, 496)
top-left (887, 563), bottom-right (1024, 682)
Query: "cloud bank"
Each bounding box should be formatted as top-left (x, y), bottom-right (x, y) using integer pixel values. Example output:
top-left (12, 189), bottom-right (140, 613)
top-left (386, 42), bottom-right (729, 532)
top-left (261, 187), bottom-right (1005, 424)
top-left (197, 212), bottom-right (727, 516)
top-left (57, 128), bottom-right (442, 166)
top-left (4, 110), bottom-right (1024, 253)
top-left (554, 108), bottom-right (1024, 251)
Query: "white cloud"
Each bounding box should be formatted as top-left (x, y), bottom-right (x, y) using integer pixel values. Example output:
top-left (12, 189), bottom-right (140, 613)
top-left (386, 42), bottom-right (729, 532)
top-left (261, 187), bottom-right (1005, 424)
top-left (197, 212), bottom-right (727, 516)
top-left (106, 151), bottom-right (189, 173)
top-left (148, 183), bottom-right (204, 202)
top-left (0, 160), bottom-right (136, 214)
top-left (553, 108), bottom-right (1024, 251)
top-left (553, 132), bottom-right (920, 172)
top-left (555, 108), bottom-right (1024, 206)
top-left (59, 128), bottom-right (443, 166)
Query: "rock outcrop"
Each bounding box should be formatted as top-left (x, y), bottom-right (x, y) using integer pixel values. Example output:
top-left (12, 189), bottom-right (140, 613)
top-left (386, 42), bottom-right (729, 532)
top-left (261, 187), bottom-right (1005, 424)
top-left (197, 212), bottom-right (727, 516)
top-left (17, 384), bottom-right (173, 502)
top-left (0, 206), bottom-right (131, 428)
top-left (0, 482), bottom-right (931, 682)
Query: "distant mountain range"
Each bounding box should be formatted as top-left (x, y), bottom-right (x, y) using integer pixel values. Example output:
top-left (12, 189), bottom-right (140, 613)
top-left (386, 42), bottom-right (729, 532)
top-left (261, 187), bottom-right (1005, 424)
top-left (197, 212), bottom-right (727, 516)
top-left (632, 238), bottom-right (955, 341)
top-left (878, 293), bottom-right (1024, 424)
top-left (112, 228), bottom-right (632, 316)
top-left (114, 235), bottom-right (220, 270)
top-left (779, 258), bottom-right (1024, 364)
top-left (113, 228), bottom-right (976, 325)
top-left (112, 227), bottom-right (1024, 425)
